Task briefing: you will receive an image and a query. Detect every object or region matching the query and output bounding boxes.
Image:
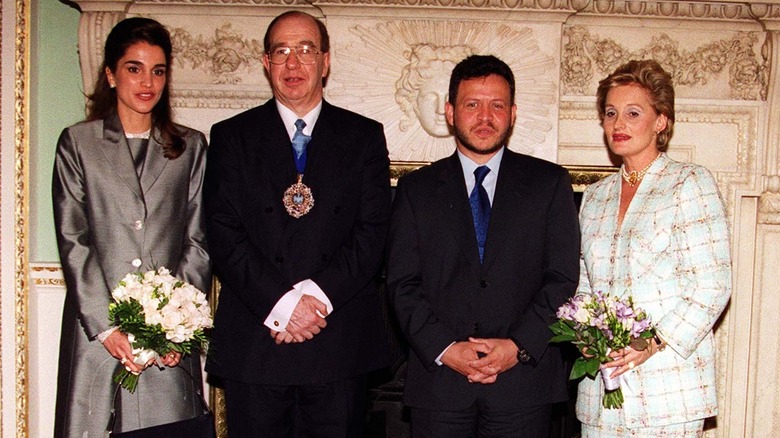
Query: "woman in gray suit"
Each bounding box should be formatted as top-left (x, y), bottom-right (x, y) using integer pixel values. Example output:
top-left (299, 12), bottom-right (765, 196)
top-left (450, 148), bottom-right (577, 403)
top-left (52, 17), bottom-right (210, 436)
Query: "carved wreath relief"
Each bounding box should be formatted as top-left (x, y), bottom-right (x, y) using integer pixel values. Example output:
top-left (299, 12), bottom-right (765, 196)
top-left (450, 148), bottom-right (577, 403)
top-left (562, 26), bottom-right (767, 100)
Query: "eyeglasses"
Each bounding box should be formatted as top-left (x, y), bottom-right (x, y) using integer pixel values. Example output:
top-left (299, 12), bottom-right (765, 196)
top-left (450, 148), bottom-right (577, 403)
top-left (266, 45), bottom-right (321, 65)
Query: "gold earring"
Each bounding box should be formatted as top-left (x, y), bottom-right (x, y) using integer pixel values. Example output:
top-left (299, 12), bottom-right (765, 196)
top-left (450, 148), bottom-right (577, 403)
top-left (109, 83), bottom-right (116, 89)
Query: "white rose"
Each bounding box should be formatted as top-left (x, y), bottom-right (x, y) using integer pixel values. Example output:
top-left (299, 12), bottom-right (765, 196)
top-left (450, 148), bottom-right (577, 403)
top-left (573, 307), bottom-right (591, 324)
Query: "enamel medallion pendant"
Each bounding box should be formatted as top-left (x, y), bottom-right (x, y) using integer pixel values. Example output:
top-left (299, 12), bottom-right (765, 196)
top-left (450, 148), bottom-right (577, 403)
top-left (283, 174), bottom-right (314, 218)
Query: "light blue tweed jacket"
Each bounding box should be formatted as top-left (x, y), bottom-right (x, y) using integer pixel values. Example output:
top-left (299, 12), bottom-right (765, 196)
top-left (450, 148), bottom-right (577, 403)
top-left (575, 153), bottom-right (732, 428)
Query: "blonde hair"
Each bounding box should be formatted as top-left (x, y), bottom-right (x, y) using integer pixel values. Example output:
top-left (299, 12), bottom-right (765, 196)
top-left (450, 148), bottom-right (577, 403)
top-left (596, 59), bottom-right (675, 150)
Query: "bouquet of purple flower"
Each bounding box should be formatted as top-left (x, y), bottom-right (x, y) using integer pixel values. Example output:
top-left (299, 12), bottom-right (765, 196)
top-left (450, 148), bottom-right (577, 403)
top-left (549, 291), bottom-right (655, 409)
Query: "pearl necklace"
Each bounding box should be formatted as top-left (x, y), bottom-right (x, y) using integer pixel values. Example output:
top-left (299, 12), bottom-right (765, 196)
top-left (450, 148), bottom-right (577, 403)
top-left (621, 154), bottom-right (661, 187)
top-left (125, 129), bottom-right (151, 139)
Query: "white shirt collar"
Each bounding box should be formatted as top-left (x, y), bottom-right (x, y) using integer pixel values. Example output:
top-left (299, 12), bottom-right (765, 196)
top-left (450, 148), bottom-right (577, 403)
top-left (275, 100), bottom-right (323, 140)
top-left (457, 147), bottom-right (505, 203)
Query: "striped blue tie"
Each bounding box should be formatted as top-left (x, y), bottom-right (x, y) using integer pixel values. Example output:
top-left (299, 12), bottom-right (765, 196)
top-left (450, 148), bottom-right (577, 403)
top-left (470, 166), bottom-right (491, 262)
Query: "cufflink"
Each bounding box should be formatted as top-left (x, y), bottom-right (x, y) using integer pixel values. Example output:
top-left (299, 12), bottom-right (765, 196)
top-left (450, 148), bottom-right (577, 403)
top-left (273, 321), bottom-right (280, 327)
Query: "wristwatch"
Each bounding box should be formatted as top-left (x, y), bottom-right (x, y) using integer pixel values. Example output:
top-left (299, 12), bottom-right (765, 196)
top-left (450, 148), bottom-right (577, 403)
top-left (516, 345), bottom-right (532, 364)
top-left (653, 334), bottom-right (666, 351)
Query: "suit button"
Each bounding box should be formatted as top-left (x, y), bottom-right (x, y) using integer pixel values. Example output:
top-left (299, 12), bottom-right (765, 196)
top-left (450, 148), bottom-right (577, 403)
top-left (333, 206), bottom-right (341, 214)
top-left (265, 206), bottom-right (273, 213)
top-left (132, 258), bottom-right (142, 268)
top-left (480, 280), bottom-right (488, 288)
top-left (321, 254), bottom-right (330, 262)
top-left (133, 220), bottom-right (143, 230)
top-left (275, 256), bottom-right (284, 263)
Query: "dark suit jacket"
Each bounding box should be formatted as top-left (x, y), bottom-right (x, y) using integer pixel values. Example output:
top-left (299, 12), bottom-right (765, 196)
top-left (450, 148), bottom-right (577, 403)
top-left (387, 150), bottom-right (580, 410)
top-left (204, 99), bottom-right (391, 385)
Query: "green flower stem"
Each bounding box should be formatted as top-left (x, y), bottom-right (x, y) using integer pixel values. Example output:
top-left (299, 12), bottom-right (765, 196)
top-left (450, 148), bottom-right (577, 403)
top-left (603, 387), bottom-right (624, 409)
top-left (114, 369), bottom-right (140, 393)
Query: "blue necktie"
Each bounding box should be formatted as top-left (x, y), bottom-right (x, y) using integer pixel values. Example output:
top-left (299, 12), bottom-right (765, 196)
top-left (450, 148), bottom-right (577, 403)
top-left (291, 119), bottom-right (311, 173)
top-left (470, 166), bottom-right (491, 262)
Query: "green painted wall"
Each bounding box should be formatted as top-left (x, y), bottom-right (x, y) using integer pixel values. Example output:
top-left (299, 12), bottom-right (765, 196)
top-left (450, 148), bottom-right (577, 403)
top-left (30, 1), bottom-right (82, 262)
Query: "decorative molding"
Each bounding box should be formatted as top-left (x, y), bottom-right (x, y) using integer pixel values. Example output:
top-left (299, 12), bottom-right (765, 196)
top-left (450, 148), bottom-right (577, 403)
top-left (30, 264), bottom-right (66, 287)
top-left (135, 0), bottom-right (575, 10)
top-left (390, 162), bottom-right (426, 187)
top-left (561, 26), bottom-right (768, 100)
top-left (171, 88), bottom-right (270, 109)
top-left (566, 165), bottom-right (618, 191)
top-left (759, 175), bottom-right (780, 224)
top-left (14, 0), bottom-right (31, 435)
top-left (329, 20), bottom-right (558, 162)
top-left (1, 0), bottom-right (4, 428)
top-left (571, 0), bottom-right (759, 21)
top-left (76, 10), bottom-right (125, 95)
top-left (171, 23), bottom-right (265, 85)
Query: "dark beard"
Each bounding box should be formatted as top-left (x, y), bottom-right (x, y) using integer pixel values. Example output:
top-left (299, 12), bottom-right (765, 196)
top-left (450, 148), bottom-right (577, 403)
top-left (453, 123), bottom-right (512, 157)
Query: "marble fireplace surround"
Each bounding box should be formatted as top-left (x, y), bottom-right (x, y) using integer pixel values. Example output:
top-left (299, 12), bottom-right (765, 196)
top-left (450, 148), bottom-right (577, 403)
top-left (26, 0), bottom-right (780, 436)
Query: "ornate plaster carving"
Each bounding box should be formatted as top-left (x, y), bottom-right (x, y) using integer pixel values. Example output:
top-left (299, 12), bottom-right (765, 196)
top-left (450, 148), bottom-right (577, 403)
top-left (572, 0), bottom-right (758, 21)
top-left (329, 20), bottom-right (558, 162)
top-left (759, 175), bottom-right (780, 224)
top-left (77, 11), bottom-right (125, 94)
top-left (137, 0), bottom-right (575, 11)
top-left (171, 88), bottom-right (270, 109)
top-left (561, 26), bottom-right (768, 101)
top-left (395, 44), bottom-right (473, 138)
top-left (171, 23), bottom-right (265, 85)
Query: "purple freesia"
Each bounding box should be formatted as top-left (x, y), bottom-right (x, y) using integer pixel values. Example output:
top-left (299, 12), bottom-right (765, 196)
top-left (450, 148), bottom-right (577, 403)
top-left (631, 318), bottom-right (652, 338)
top-left (614, 301), bottom-right (635, 320)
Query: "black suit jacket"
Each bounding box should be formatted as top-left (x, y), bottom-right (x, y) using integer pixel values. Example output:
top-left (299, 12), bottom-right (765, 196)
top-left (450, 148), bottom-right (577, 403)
top-left (204, 99), bottom-right (391, 385)
top-left (387, 150), bottom-right (580, 410)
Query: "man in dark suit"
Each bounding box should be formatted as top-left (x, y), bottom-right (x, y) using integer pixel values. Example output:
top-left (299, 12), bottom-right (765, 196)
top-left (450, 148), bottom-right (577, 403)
top-left (203, 11), bottom-right (391, 437)
top-left (387, 55), bottom-right (580, 437)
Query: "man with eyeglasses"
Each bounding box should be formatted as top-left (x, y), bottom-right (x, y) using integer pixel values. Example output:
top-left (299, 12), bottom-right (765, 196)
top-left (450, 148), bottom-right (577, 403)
top-left (204, 11), bottom-right (392, 437)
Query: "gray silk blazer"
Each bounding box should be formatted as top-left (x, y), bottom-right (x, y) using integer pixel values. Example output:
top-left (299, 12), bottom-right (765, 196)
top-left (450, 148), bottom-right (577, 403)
top-left (52, 113), bottom-right (211, 437)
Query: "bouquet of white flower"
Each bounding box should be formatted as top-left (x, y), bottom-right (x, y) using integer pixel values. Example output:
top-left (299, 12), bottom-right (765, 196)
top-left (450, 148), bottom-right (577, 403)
top-left (109, 267), bottom-right (213, 393)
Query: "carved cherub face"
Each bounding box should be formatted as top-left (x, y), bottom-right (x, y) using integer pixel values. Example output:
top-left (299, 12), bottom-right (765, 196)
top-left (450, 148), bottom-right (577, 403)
top-left (413, 65), bottom-right (452, 137)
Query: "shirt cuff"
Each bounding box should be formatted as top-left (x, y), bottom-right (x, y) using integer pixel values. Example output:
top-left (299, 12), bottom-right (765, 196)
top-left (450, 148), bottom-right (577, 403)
top-left (435, 341), bottom-right (456, 366)
top-left (263, 288), bottom-right (305, 331)
top-left (294, 279), bottom-right (334, 316)
top-left (96, 326), bottom-right (119, 343)
top-left (262, 279), bottom-right (333, 331)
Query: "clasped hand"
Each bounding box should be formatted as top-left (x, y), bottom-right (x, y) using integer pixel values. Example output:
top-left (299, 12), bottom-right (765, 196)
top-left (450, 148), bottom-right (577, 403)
top-left (103, 330), bottom-right (181, 374)
top-left (601, 343), bottom-right (656, 378)
top-left (441, 337), bottom-right (519, 385)
top-left (270, 294), bottom-right (328, 345)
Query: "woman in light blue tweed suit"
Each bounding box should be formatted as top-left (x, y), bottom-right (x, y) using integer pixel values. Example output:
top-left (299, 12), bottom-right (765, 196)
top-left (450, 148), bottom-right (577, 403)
top-left (576, 60), bottom-right (732, 436)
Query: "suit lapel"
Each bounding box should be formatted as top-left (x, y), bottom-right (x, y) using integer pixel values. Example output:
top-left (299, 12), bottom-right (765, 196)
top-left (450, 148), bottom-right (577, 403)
top-left (100, 112), bottom-right (143, 200)
top-left (263, 101), bottom-right (299, 187)
top-left (437, 155), bottom-right (482, 267)
top-left (303, 101), bottom-right (343, 187)
top-left (140, 128), bottom-right (168, 194)
top-left (482, 151), bottom-right (527, 269)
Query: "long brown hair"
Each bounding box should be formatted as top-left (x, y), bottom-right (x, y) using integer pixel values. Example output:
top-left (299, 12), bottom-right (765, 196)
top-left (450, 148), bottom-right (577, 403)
top-left (87, 17), bottom-right (185, 159)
